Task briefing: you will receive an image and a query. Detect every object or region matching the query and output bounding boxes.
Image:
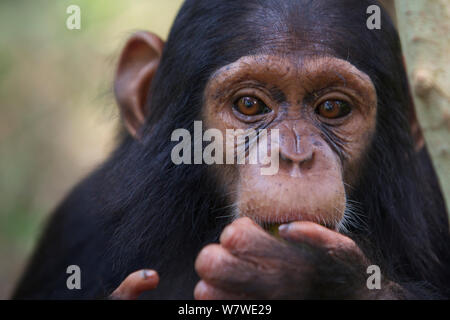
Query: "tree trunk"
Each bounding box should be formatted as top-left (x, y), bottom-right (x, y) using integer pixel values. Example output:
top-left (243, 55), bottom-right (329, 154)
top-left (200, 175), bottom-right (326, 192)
top-left (395, 0), bottom-right (450, 219)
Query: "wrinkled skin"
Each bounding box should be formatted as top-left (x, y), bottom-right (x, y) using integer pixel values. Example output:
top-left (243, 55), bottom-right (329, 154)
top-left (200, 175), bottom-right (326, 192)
top-left (203, 55), bottom-right (377, 228)
top-left (195, 217), bottom-right (369, 299)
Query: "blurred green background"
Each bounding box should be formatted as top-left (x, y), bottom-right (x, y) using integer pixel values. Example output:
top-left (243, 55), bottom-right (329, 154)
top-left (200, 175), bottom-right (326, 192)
top-left (0, 0), bottom-right (183, 299)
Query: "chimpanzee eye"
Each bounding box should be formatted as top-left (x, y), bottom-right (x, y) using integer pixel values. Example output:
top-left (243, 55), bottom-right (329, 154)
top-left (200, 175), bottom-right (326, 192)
top-left (316, 100), bottom-right (351, 119)
top-left (234, 96), bottom-right (271, 116)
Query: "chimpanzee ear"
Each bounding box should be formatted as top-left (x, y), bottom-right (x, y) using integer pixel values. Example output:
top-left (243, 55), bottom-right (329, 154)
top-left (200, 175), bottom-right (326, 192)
top-left (114, 31), bottom-right (164, 138)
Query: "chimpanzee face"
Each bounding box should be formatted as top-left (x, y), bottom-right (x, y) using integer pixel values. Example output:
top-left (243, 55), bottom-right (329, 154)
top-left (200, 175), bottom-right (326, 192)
top-left (203, 54), bottom-right (377, 230)
top-left (113, 26), bottom-right (379, 234)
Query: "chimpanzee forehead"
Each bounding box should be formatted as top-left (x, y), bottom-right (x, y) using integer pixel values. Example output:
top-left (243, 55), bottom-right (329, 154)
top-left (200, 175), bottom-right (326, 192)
top-left (208, 55), bottom-right (375, 94)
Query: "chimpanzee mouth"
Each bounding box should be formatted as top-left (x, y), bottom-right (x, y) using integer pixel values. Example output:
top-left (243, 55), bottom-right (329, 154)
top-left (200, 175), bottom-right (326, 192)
top-left (262, 223), bottom-right (281, 238)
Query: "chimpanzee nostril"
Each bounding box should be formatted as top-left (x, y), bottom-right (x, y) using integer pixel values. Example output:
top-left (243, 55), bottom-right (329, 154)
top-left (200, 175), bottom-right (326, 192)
top-left (279, 149), bottom-right (314, 167)
top-left (280, 152), bottom-right (289, 162)
top-left (300, 149), bottom-right (314, 164)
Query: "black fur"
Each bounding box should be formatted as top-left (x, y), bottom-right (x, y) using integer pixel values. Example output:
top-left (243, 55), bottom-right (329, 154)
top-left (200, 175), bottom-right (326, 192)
top-left (13, 0), bottom-right (450, 299)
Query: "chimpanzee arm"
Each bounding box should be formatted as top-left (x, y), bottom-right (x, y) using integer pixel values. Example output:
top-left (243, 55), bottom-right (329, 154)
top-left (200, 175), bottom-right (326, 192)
top-left (12, 181), bottom-right (112, 299)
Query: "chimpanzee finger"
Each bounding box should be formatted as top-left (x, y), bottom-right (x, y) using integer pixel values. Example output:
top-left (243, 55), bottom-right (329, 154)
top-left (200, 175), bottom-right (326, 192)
top-left (278, 221), bottom-right (359, 253)
top-left (110, 269), bottom-right (159, 300)
top-left (220, 217), bottom-right (289, 260)
top-left (195, 243), bottom-right (268, 294)
top-left (194, 280), bottom-right (249, 300)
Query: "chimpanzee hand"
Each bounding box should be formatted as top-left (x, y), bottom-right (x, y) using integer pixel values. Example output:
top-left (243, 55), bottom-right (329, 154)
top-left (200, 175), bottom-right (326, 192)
top-left (194, 217), bottom-right (405, 299)
top-left (110, 269), bottom-right (159, 300)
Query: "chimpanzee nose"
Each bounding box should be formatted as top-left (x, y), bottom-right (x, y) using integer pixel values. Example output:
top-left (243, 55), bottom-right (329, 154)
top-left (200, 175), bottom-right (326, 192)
top-left (277, 121), bottom-right (316, 175)
top-left (279, 147), bottom-right (314, 167)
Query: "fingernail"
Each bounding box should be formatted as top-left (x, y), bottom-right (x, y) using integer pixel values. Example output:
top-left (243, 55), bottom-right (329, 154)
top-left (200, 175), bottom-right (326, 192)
top-left (279, 223), bottom-right (290, 233)
top-left (142, 270), bottom-right (156, 280)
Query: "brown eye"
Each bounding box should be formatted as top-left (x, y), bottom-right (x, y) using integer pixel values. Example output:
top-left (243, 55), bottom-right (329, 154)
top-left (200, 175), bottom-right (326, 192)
top-left (234, 96), bottom-right (271, 116)
top-left (317, 100), bottom-right (351, 119)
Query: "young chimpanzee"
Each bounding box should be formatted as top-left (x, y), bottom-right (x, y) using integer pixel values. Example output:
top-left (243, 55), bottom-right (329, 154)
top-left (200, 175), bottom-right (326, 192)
top-left (13, 0), bottom-right (450, 299)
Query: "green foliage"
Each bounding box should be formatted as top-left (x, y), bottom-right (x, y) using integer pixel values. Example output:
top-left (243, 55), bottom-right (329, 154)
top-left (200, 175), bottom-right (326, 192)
top-left (0, 0), bottom-right (182, 298)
